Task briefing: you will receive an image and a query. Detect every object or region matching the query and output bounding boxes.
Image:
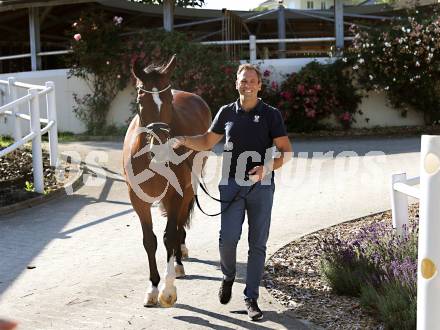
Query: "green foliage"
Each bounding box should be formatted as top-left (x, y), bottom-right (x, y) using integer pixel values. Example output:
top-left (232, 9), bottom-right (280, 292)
top-left (24, 181), bottom-right (35, 192)
top-left (0, 135), bottom-right (13, 148)
top-left (129, 0), bottom-right (206, 7)
top-left (67, 11), bottom-right (237, 134)
top-left (346, 8), bottom-right (440, 123)
top-left (361, 282), bottom-right (416, 330)
top-left (128, 29), bottom-right (237, 117)
top-left (262, 60), bottom-right (362, 132)
top-left (320, 259), bottom-right (367, 296)
top-left (68, 11), bottom-right (130, 134)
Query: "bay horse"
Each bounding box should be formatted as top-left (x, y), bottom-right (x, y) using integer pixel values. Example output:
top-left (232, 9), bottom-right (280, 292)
top-left (122, 55), bottom-right (211, 307)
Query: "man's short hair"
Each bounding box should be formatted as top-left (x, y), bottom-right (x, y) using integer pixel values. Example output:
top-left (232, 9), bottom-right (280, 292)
top-left (236, 64), bottom-right (262, 82)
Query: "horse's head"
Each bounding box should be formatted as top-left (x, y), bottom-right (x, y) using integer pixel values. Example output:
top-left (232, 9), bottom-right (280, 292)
top-left (132, 55), bottom-right (177, 157)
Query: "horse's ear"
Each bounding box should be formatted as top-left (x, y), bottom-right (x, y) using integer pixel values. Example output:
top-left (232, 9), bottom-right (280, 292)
top-left (161, 54), bottom-right (177, 76)
top-left (132, 58), bottom-right (146, 82)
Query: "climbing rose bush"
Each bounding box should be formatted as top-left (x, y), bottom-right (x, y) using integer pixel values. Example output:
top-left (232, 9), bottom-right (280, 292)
top-left (346, 8), bottom-right (440, 123)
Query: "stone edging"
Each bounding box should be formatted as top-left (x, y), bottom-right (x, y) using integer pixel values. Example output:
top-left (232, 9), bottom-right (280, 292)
top-left (0, 167), bottom-right (85, 217)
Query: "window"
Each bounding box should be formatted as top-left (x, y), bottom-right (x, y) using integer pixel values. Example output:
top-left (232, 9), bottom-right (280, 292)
top-left (321, 1), bottom-right (326, 9)
top-left (307, 1), bottom-right (314, 9)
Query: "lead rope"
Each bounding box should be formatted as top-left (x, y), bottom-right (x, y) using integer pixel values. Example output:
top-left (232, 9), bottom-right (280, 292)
top-left (183, 159), bottom-right (257, 217)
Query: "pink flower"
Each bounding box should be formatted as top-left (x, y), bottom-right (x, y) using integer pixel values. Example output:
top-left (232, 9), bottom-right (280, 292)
top-left (341, 112), bottom-right (352, 121)
top-left (306, 110), bottom-right (316, 118)
top-left (314, 84), bottom-right (321, 91)
top-left (271, 81), bottom-right (279, 90)
top-left (297, 84), bottom-right (305, 95)
top-left (263, 69), bottom-right (271, 77)
top-left (73, 33), bottom-right (81, 41)
top-left (223, 66), bottom-right (233, 75)
top-left (308, 88), bottom-right (316, 95)
top-left (280, 91), bottom-right (293, 101)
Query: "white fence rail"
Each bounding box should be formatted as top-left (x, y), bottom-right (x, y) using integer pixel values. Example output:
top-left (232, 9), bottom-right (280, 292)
top-left (201, 34), bottom-right (354, 61)
top-left (390, 172), bottom-right (420, 236)
top-left (390, 135), bottom-right (440, 329)
top-left (0, 78), bottom-right (58, 193)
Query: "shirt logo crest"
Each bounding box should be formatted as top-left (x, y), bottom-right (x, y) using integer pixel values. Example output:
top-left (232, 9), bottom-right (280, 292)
top-left (253, 115), bottom-right (260, 123)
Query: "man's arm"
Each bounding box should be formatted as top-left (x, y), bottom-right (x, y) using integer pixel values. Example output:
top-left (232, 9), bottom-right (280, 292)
top-left (248, 136), bottom-right (292, 182)
top-left (270, 136), bottom-right (293, 171)
top-left (171, 131), bottom-right (223, 151)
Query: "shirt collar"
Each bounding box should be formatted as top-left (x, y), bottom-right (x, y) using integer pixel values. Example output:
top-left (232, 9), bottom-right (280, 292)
top-left (235, 98), bottom-right (263, 114)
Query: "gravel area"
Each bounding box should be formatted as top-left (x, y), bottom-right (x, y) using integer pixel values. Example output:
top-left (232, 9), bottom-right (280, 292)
top-left (264, 204), bottom-right (419, 330)
top-left (0, 146), bottom-right (70, 207)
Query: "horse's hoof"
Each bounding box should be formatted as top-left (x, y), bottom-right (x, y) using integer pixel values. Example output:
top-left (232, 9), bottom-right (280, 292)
top-left (175, 264), bottom-right (186, 278)
top-left (181, 244), bottom-right (189, 259)
top-left (143, 287), bottom-right (159, 307)
top-left (158, 286), bottom-right (177, 308)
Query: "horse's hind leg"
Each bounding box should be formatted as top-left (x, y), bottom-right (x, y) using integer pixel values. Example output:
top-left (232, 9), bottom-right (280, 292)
top-left (158, 218), bottom-right (179, 308)
top-left (175, 227), bottom-right (186, 278)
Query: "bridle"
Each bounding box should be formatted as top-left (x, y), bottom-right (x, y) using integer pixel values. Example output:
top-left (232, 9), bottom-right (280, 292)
top-left (135, 84), bottom-right (173, 160)
top-left (137, 84), bottom-right (171, 94)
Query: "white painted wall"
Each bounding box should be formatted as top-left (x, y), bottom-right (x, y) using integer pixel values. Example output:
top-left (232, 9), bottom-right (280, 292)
top-left (253, 58), bottom-right (425, 128)
top-left (0, 69), bottom-right (87, 135)
top-left (0, 59), bottom-right (424, 136)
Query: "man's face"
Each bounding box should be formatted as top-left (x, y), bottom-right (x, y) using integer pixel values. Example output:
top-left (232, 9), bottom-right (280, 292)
top-left (236, 69), bottom-right (262, 100)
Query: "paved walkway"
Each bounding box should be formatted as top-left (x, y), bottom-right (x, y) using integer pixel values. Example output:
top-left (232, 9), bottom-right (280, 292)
top-left (0, 137), bottom-right (421, 329)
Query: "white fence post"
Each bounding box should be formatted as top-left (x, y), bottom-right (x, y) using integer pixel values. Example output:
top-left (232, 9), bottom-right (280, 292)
top-left (7, 77), bottom-right (22, 142)
top-left (390, 172), bottom-right (409, 236)
top-left (45, 81), bottom-right (58, 167)
top-left (249, 35), bottom-right (257, 62)
top-left (417, 135), bottom-right (440, 330)
top-left (29, 88), bottom-right (44, 193)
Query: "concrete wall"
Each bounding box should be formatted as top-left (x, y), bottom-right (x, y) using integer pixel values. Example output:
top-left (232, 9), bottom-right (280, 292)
top-left (0, 58), bottom-right (424, 136)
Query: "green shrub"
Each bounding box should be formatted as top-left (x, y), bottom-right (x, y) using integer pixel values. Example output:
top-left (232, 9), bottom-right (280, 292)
top-left (320, 259), bottom-right (368, 296)
top-left (67, 10), bottom-right (237, 134)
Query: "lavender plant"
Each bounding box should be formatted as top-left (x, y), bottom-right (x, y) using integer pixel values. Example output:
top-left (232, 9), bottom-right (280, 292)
top-left (319, 217), bottom-right (418, 329)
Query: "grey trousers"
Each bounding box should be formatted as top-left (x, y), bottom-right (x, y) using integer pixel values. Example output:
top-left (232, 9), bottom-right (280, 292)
top-left (218, 178), bottom-right (275, 300)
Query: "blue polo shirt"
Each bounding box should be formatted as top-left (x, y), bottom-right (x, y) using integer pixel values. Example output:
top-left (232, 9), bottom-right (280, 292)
top-left (209, 98), bottom-right (287, 180)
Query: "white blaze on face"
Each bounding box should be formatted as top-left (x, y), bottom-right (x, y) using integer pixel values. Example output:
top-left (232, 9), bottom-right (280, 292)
top-left (151, 87), bottom-right (162, 113)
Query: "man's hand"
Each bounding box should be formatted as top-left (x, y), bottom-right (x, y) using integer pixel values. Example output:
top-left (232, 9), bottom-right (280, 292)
top-left (248, 165), bottom-right (269, 182)
top-left (170, 136), bottom-right (186, 149)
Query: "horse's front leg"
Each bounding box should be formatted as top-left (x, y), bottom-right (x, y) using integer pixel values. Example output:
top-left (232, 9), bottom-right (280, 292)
top-left (158, 219), bottom-right (179, 307)
top-left (135, 206), bottom-right (160, 307)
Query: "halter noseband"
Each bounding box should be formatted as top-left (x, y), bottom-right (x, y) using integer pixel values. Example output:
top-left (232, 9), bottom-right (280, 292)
top-left (137, 84), bottom-right (171, 94)
top-left (136, 84), bottom-right (172, 160)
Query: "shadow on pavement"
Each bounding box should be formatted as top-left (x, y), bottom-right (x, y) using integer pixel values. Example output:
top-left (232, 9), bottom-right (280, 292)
top-left (174, 303), bottom-right (311, 330)
top-left (0, 172), bottom-right (130, 296)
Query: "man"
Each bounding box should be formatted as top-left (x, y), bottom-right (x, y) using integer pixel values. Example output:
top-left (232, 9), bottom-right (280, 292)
top-left (172, 64), bottom-right (292, 321)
